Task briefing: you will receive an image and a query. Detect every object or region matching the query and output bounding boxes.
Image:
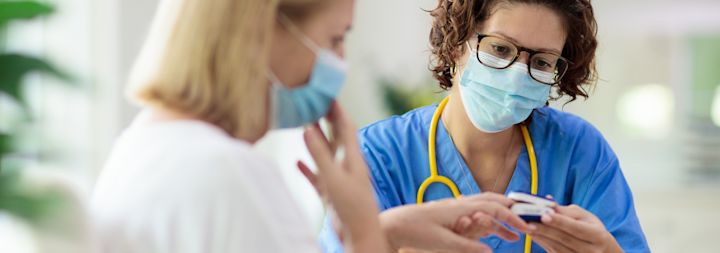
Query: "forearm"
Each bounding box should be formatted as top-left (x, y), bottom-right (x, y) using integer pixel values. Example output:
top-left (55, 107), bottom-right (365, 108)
top-left (345, 215), bottom-right (391, 253)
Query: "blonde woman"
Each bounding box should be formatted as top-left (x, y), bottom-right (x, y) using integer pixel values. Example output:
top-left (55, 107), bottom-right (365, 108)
top-left (90, 0), bottom-right (528, 252)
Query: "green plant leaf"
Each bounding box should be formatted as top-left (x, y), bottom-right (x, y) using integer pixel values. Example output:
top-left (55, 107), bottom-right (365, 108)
top-left (0, 53), bottom-right (68, 107)
top-left (0, 169), bottom-right (63, 222)
top-left (0, 1), bottom-right (54, 27)
top-left (379, 78), bottom-right (445, 116)
top-left (0, 133), bottom-right (10, 158)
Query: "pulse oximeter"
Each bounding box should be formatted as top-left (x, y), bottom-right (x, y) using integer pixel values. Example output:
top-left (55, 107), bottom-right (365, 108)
top-left (508, 192), bottom-right (556, 222)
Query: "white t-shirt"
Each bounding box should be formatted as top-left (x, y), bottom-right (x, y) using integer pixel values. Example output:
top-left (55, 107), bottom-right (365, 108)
top-left (90, 119), bottom-right (319, 253)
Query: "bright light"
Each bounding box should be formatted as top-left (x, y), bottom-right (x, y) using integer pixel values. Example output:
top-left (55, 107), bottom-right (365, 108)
top-left (712, 85), bottom-right (720, 127)
top-left (617, 84), bottom-right (675, 138)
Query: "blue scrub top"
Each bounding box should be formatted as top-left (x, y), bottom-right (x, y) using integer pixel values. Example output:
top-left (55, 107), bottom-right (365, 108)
top-left (319, 104), bottom-right (650, 253)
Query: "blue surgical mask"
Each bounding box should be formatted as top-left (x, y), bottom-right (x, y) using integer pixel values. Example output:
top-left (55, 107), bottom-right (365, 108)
top-left (270, 16), bottom-right (348, 129)
top-left (458, 44), bottom-right (552, 133)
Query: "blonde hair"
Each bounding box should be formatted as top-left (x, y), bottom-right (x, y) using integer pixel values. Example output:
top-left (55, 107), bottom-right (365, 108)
top-left (128, 0), bottom-right (325, 141)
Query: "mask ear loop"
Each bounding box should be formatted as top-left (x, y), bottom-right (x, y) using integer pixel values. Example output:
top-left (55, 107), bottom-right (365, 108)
top-left (466, 41), bottom-right (475, 53)
top-left (277, 14), bottom-right (321, 53)
top-left (453, 41), bottom-right (476, 80)
top-left (266, 70), bottom-right (283, 89)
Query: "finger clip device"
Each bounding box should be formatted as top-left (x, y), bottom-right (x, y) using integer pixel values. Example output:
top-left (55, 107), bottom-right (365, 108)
top-left (508, 192), bottom-right (555, 222)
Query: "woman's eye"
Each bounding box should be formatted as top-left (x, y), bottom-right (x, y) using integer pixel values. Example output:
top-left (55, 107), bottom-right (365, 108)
top-left (492, 45), bottom-right (509, 55)
top-left (534, 59), bottom-right (554, 70)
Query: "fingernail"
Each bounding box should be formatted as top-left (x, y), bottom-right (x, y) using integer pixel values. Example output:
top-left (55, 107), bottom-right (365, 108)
top-left (541, 214), bottom-right (552, 223)
top-left (528, 224), bottom-right (537, 231)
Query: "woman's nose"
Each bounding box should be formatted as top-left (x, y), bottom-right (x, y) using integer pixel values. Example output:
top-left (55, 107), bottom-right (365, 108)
top-left (516, 52), bottom-right (530, 65)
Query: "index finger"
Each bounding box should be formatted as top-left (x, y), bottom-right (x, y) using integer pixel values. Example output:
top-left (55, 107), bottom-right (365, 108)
top-left (325, 103), bottom-right (366, 168)
top-left (463, 201), bottom-right (529, 233)
top-left (325, 103), bottom-right (359, 149)
top-left (461, 193), bottom-right (514, 207)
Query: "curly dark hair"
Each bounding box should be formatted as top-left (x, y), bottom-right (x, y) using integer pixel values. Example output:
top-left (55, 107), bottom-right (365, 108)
top-left (428, 0), bottom-right (598, 102)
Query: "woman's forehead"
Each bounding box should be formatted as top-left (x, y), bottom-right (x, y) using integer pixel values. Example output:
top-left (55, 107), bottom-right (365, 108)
top-left (479, 3), bottom-right (567, 54)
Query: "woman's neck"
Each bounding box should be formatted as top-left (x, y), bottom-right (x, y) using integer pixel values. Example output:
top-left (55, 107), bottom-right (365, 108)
top-left (441, 93), bottom-right (522, 192)
top-left (133, 106), bottom-right (266, 144)
top-left (133, 106), bottom-right (198, 126)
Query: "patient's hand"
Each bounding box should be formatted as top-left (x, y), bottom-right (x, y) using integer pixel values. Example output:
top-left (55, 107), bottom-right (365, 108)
top-left (381, 193), bottom-right (529, 253)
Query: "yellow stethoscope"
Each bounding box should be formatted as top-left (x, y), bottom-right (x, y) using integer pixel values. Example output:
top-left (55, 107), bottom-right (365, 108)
top-left (416, 97), bottom-right (539, 253)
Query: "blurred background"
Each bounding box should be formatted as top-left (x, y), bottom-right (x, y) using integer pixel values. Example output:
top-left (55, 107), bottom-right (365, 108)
top-left (1, 0), bottom-right (719, 252)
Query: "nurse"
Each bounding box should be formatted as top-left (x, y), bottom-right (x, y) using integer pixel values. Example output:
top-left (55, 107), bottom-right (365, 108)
top-left (320, 0), bottom-right (650, 252)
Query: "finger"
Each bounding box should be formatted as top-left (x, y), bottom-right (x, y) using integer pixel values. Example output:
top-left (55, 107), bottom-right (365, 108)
top-left (433, 228), bottom-right (493, 253)
top-left (326, 104), bottom-right (368, 176)
top-left (541, 212), bottom-right (596, 241)
top-left (326, 103), bottom-right (361, 154)
top-left (531, 233), bottom-right (575, 253)
top-left (459, 212), bottom-right (494, 238)
top-left (297, 161), bottom-right (323, 195)
top-left (314, 122), bottom-right (338, 155)
top-left (458, 193), bottom-right (528, 231)
top-left (530, 223), bottom-right (591, 250)
top-left (303, 126), bottom-right (338, 175)
top-left (468, 212), bottom-right (520, 241)
top-left (297, 161), bottom-right (318, 187)
top-left (468, 201), bottom-right (529, 233)
top-left (555, 205), bottom-right (592, 219)
top-left (463, 192), bottom-right (515, 207)
top-left (453, 216), bottom-right (473, 234)
top-left (323, 108), bottom-right (343, 155)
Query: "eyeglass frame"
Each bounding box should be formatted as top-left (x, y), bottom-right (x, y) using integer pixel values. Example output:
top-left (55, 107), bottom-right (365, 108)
top-left (472, 33), bottom-right (572, 85)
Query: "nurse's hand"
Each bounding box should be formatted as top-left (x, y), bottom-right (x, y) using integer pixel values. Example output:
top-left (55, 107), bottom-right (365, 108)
top-left (381, 193), bottom-right (529, 253)
top-left (302, 103), bottom-right (390, 253)
top-left (528, 205), bottom-right (623, 253)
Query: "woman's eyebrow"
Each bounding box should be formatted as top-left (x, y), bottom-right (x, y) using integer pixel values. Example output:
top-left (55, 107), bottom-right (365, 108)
top-left (491, 31), bottom-right (562, 54)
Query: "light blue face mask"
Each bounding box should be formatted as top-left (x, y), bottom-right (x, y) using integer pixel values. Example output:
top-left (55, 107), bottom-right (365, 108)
top-left (458, 44), bottom-right (552, 133)
top-left (270, 16), bottom-right (348, 129)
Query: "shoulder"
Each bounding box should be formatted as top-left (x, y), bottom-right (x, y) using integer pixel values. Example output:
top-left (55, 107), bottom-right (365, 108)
top-left (92, 122), bottom-right (317, 253)
top-left (533, 106), bottom-right (608, 148)
top-left (532, 107), bottom-right (619, 176)
top-left (359, 105), bottom-right (436, 147)
top-left (97, 120), bottom-right (276, 203)
top-left (154, 121), bottom-right (266, 173)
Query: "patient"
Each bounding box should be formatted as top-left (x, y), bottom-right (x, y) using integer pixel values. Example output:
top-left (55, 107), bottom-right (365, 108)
top-left (90, 0), bottom-right (527, 252)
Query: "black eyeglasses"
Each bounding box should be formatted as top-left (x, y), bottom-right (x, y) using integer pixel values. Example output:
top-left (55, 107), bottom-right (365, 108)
top-left (472, 33), bottom-right (571, 85)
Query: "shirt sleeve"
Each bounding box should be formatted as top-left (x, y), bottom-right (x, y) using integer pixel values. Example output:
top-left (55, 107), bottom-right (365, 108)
top-left (577, 157), bottom-right (650, 253)
top-left (572, 137), bottom-right (650, 253)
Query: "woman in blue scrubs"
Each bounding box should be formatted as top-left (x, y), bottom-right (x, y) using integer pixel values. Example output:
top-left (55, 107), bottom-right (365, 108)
top-left (321, 0), bottom-right (650, 252)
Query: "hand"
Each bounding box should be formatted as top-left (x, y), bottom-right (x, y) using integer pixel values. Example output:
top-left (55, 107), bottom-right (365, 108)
top-left (381, 193), bottom-right (529, 253)
top-left (451, 194), bottom-right (529, 240)
top-left (528, 205), bottom-right (623, 253)
top-left (301, 102), bottom-right (389, 252)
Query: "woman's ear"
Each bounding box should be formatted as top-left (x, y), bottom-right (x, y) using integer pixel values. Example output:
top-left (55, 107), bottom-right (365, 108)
top-left (452, 46), bottom-right (471, 85)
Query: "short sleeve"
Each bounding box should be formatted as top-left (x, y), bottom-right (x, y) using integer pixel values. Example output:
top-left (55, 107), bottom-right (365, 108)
top-left (577, 157), bottom-right (650, 253)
